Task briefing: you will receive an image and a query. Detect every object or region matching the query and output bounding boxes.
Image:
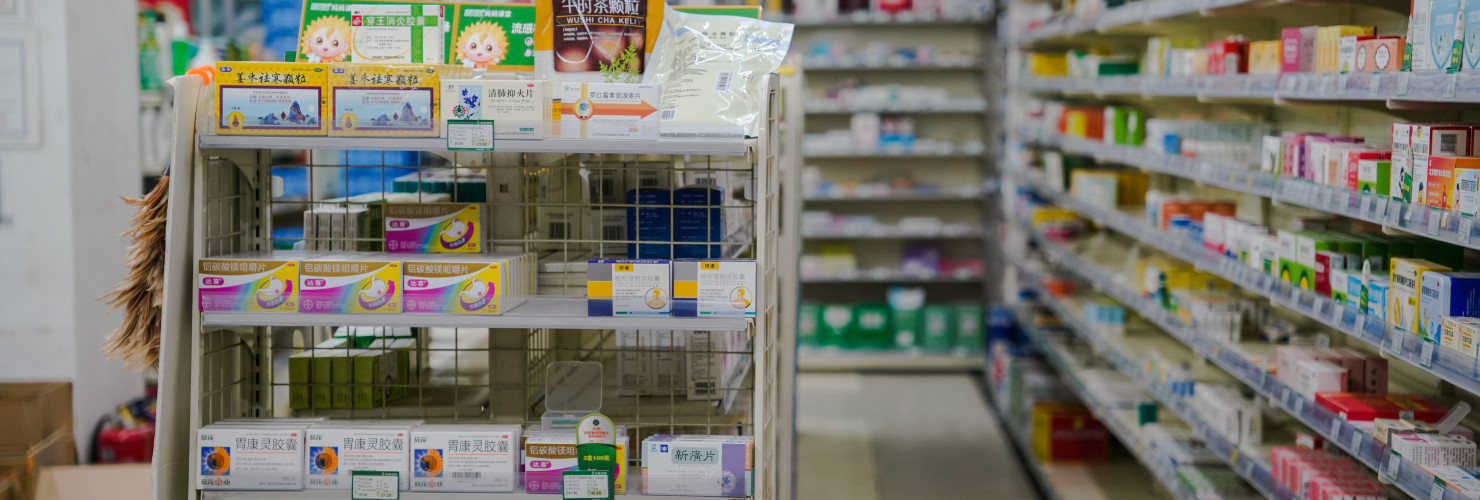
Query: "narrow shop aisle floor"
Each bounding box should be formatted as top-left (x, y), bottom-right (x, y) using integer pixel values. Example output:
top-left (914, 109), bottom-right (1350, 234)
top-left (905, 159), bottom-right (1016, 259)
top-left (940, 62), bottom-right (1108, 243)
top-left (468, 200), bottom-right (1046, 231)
top-left (796, 373), bottom-right (1041, 499)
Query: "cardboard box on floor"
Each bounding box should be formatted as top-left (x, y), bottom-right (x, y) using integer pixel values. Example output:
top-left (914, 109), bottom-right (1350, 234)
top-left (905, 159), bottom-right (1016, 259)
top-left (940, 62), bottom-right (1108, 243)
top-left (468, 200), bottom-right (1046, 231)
top-left (32, 464), bottom-right (150, 500)
top-left (0, 430), bottom-right (76, 500)
top-left (0, 383), bottom-right (71, 449)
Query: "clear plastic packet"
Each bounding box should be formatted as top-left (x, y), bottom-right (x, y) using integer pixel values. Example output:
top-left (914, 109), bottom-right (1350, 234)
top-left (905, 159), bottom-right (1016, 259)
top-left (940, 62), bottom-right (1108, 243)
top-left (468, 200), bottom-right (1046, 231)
top-left (642, 5), bottom-right (794, 138)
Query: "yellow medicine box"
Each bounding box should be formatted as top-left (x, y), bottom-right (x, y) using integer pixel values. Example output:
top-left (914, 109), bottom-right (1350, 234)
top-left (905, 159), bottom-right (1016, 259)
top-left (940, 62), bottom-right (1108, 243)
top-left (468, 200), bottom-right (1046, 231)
top-left (215, 62), bottom-right (328, 136)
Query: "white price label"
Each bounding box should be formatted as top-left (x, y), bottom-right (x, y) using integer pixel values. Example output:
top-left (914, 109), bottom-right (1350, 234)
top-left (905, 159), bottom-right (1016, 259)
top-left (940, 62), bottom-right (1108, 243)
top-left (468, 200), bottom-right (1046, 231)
top-left (1338, 74), bottom-right (1350, 93)
top-left (562, 472), bottom-right (612, 499)
top-left (1350, 429), bottom-right (1365, 453)
top-left (351, 472), bottom-right (399, 500)
top-left (1369, 74), bottom-right (1383, 96)
top-left (1387, 332), bottom-right (1405, 355)
top-left (1422, 340), bottom-right (1438, 368)
top-left (1399, 72), bottom-right (1413, 94)
top-left (1433, 478), bottom-right (1449, 500)
top-left (1293, 394), bottom-right (1304, 414)
top-left (1387, 451), bottom-right (1403, 480)
top-left (446, 120), bottom-right (496, 151)
top-left (1445, 74), bottom-right (1460, 99)
top-left (1429, 209), bottom-right (1444, 236)
top-left (1330, 416), bottom-right (1342, 437)
top-left (1461, 216), bottom-right (1474, 244)
top-left (1363, 196), bottom-right (1375, 216)
top-left (1282, 387), bottom-right (1292, 408)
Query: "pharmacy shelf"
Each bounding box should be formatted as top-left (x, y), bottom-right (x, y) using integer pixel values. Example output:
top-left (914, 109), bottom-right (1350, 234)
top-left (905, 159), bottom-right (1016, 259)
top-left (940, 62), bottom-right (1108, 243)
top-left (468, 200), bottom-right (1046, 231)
top-left (801, 274), bottom-right (984, 284)
top-left (1017, 128), bottom-right (1480, 252)
top-left (1010, 177), bottom-right (1480, 500)
top-left (203, 491), bottom-right (740, 500)
top-left (1010, 297), bottom-right (1293, 500)
top-left (1017, 72), bottom-right (1480, 106)
top-left (802, 62), bottom-right (985, 71)
top-left (804, 106), bottom-right (988, 115)
top-left (1011, 0), bottom-right (1256, 44)
top-left (200, 296), bottom-right (750, 331)
top-left (197, 134), bottom-right (751, 156)
top-left (783, 14), bottom-right (993, 27)
top-left (804, 192), bottom-right (984, 202)
top-left (796, 350), bottom-right (984, 372)
top-left (804, 152), bottom-right (986, 160)
top-left (801, 229), bottom-right (984, 240)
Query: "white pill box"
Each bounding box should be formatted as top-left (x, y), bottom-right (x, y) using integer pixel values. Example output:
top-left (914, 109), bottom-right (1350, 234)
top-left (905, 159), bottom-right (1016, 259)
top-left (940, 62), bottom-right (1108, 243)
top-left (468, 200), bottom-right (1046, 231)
top-left (587, 259), bottom-right (672, 316)
top-left (305, 422), bottom-right (418, 491)
top-left (642, 434), bottom-right (753, 497)
top-left (1392, 433), bottom-right (1478, 467)
top-left (409, 425), bottom-right (521, 492)
top-left (440, 79), bottom-right (549, 139)
top-left (197, 424), bottom-right (308, 490)
top-left (558, 82), bottom-right (661, 140)
top-left (673, 259), bottom-right (758, 317)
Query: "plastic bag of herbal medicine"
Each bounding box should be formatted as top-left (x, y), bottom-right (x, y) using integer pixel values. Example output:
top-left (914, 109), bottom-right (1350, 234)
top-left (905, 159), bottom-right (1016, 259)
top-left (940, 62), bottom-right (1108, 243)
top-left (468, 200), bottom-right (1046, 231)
top-left (642, 6), bottom-right (794, 138)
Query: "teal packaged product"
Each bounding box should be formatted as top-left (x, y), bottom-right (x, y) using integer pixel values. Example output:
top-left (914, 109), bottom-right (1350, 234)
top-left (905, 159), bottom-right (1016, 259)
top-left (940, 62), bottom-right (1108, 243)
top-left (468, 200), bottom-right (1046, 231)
top-left (921, 306), bottom-right (956, 351)
top-left (1369, 277), bottom-right (1392, 321)
top-left (1419, 271), bottom-right (1480, 340)
top-left (955, 304), bottom-right (984, 351)
top-left (852, 303), bottom-right (892, 349)
top-left (799, 303), bottom-right (821, 347)
top-left (818, 304), bottom-right (853, 347)
top-left (888, 287), bottom-right (925, 349)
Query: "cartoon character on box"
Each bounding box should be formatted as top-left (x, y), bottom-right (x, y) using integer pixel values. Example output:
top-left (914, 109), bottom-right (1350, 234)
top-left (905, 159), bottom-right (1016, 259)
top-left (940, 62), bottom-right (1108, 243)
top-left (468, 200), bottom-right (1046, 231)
top-left (456, 21), bottom-right (509, 69)
top-left (301, 16), bottom-right (351, 63)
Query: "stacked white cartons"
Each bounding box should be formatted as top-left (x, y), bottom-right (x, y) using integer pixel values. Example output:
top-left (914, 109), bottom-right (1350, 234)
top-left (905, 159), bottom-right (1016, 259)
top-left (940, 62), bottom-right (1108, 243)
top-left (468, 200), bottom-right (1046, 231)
top-left (304, 421), bottom-right (421, 491)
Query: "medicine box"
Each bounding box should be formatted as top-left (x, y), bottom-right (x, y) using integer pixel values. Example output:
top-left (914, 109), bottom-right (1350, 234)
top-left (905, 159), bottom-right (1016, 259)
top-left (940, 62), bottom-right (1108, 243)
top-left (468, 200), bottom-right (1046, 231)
top-left (305, 422), bottom-right (417, 490)
top-left (298, 2), bottom-right (449, 64)
top-left (1316, 26), bottom-right (1374, 73)
top-left (365, 338), bottom-right (417, 400)
top-left (410, 425), bottom-right (521, 492)
top-left (586, 259), bottom-right (672, 316)
top-left (1413, 125), bottom-right (1473, 204)
top-left (1356, 37), bottom-right (1405, 72)
top-left (1357, 158), bottom-right (1391, 194)
top-left (197, 424), bottom-right (308, 490)
top-left (523, 433), bottom-right (577, 494)
top-left (215, 62), bottom-right (327, 136)
top-left (385, 203), bottom-right (482, 253)
top-left (402, 257), bottom-right (508, 314)
top-left (1463, 0), bottom-right (1480, 70)
top-left (673, 259), bottom-right (757, 317)
top-left (1338, 35), bottom-right (1375, 73)
top-left (1296, 360), bottom-right (1349, 399)
top-left (1428, 156), bottom-right (1480, 209)
top-left (1420, 272), bottom-right (1480, 341)
top-left (440, 79), bottom-right (548, 138)
top-left (1281, 27), bottom-right (1318, 73)
top-left (641, 434), bottom-right (754, 497)
top-left (1391, 433), bottom-right (1477, 467)
top-left (198, 255), bottom-right (300, 312)
top-left (1392, 258), bottom-right (1452, 334)
top-left (1314, 392), bottom-right (1448, 422)
top-left (299, 256), bottom-right (402, 314)
top-left (447, 4), bottom-right (537, 71)
top-left (1410, 0), bottom-right (1465, 71)
top-left (558, 82), bottom-right (660, 140)
top-left (328, 64), bottom-right (439, 137)
top-left (1393, 123), bottom-right (1416, 202)
top-left (1262, 135), bottom-right (1283, 173)
top-left (1442, 316), bottom-right (1480, 357)
top-left (1249, 40), bottom-right (1283, 75)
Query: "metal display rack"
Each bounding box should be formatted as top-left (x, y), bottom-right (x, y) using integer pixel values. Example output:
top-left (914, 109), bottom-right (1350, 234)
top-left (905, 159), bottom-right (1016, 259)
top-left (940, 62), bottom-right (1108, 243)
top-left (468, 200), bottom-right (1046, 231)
top-left (151, 75), bottom-right (794, 499)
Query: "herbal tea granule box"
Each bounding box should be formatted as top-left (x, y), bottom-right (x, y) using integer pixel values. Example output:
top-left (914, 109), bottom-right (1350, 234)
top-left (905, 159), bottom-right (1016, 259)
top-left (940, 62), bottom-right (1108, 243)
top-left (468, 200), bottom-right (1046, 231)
top-left (447, 3), bottom-right (537, 71)
top-left (558, 82), bottom-right (661, 140)
top-left (385, 203), bottom-right (482, 253)
top-left (410, 425), bottom-right (521, 492)
top-left (587, 259), bottom-right (672, 316)
top-left (641, 434), bottom-right (754, 497)
top-left (215, 62), bottom-right (327, 136)
top-left (441, 79), bottom-right (548, 138)
top-left (197, 424), bottom-right (307, 490)
top-left (1392, 258), bottom-right (1452, 334)
top-left (299, 256), bottom-right (402, 314)
top-left (328, 64), bottom-right (439, 137)
top-left (1420, 272), bottom-right (1480, 341)
top-left (298, 2), bottom-right (449, 64)
top-left (198, 255), bottom-right (300, 312)
top-left (403, 257), bottom-right (508, 314)
top-left (305, 423), bottom-right (416, 490)
top-left (673, 259), bottom-right (757, 317)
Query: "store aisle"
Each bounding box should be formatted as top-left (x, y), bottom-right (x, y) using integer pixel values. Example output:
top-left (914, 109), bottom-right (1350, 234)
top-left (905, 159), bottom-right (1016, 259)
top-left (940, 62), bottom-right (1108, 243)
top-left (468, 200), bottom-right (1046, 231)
top-left (796, 373), bottom-right (1041, 500)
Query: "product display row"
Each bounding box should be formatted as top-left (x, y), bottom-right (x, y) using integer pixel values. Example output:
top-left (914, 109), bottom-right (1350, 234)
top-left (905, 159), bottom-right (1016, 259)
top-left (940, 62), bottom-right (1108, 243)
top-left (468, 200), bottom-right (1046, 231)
top-left (799, 295), bottom-right (985, 353)
top-left (801, 242), bottom-right (984, 281)
top-left (198, 417), bottom-right (751, 497)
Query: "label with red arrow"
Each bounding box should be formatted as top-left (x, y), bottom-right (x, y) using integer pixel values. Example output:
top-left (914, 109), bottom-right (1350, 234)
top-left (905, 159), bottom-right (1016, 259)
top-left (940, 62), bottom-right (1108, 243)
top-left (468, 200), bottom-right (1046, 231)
top-left (558, 82), bottom-right (660, 140)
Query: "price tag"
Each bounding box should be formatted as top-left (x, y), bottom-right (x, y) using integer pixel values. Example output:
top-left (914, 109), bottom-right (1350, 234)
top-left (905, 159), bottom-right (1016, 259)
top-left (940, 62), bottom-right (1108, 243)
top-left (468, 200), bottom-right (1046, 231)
top-left (1387, 331), bottom-right (1405, 355)
top-left (1429, 209), bottom-right (1444, 236)
top-left (1399, 72), bottom-right (1413, 95)
top-left (1386, 450), bottom-right (1402, 481)
top-left (1330, 416), bottom-right (1343, 437)
top-left (1230, 448), bottom-right (1239, 464)
top-left (562, 470), bottom-right (612, 500)
top-left (1461, 216), bottom-right (1474, 244)
top-left (1337, 74), bottom-right (1350, 94)
top-left (1281, 387), bottom-right (1292, 408)
top-left (1445, 74), bottom-right (1460, 99)
top-left (1422, 339), bottom-right (1438, 368)
top-left (445, 120), bottom-right (496, 151)
top-left (1369, 73), bottom-right (1383, 96)
top-left (351, 471), bottom-right (400, 500)
top-left (1293, 394), bottom-right (1304, 414)
top-left (1433, 478), bottom-right (1449, 500)
top-left (1351, 429), bottom-right (1365, 454)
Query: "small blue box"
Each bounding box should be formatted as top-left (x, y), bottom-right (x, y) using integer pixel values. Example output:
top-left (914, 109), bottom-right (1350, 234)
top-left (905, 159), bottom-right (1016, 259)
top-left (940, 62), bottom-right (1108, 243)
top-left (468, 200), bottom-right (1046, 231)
top-left (1418, 271), bottom-right (1480, 341)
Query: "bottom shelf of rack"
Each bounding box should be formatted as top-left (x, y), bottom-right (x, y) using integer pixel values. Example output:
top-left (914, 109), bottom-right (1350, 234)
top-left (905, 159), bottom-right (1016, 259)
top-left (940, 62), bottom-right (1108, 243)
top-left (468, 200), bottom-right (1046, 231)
top-left (797, 350), bottom-right (983, 372)
top-left (203, 491), bottom-right (746, 500)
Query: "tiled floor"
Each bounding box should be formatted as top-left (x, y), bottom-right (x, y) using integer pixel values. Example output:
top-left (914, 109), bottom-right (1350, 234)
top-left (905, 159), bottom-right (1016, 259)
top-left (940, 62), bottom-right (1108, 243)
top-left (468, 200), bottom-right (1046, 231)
top-left (795, 373), bottom-right (1041, 499)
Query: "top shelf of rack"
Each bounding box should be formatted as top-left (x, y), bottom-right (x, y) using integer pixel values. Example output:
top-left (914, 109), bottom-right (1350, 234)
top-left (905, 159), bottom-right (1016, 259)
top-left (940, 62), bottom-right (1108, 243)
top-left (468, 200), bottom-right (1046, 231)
top-left (1010, 0), bottom-right (1407, 45)
top-left (197, 135), bottom-right (752, 157)
top-left (778, 14), bottom-right (992, 27)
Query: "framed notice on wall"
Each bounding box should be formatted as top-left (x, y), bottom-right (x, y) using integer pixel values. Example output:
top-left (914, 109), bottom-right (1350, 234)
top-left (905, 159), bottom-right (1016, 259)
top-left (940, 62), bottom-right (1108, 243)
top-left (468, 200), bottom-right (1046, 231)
top-left (0, 30), bottom-right (39, 148)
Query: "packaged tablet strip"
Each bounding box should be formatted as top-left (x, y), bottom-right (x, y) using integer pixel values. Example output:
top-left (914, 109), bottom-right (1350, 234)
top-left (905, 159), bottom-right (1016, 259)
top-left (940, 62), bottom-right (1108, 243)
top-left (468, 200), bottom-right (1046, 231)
top-left (196, 423), bottom-right (309, 490)
top-left (198, 254), bottom-right (301, 312)
top-left (305, 421), bottom-right (420, 491)
top-left (673, 259), bottom-right (757, 317)
top-left (299, 254), bottom-right (403, 314)
top-left (1391, 433), bottom-right (1478, 467)
top-left (641, 434), bottom-right (753, 497)
top-left (328, 64), bottom-right (440, 138)
top-left (385, 203), bottom-right (483, 253)
top-left (409, 425), bottom-right (521, 492)
top-left (587, 259), bottom-right (672, 316)
top-left (214, 62), bottom-right (328, 136)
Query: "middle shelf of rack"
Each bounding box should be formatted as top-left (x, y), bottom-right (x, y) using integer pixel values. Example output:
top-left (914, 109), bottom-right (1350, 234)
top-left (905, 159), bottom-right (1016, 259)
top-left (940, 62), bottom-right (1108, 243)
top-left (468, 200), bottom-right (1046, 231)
top-left (1006, 172), bottom-right (1480, 500)
top-left (796, 349), bottom-right (983, 372)
top-left (1014, 72), bottom-right (1480, 107)
top-left (197, 134), bottom-right (753, 156)
top-left (1014, 128), bottom-right (1480, 252)
top-left (201, 296), bottom-right (751, 330)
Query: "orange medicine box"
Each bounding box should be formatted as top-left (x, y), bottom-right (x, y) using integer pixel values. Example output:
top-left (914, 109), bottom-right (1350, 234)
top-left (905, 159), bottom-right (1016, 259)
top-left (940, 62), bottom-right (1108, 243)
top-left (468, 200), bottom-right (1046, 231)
top-left (1356, 38), bottom-right (1404, 72)
top-left (1427, 156), bottom-right (1480, 209)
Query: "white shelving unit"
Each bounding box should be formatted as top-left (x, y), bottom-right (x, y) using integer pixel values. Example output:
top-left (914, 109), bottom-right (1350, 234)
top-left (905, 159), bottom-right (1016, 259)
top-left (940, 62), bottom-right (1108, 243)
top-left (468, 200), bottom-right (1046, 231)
top-left (795, 17), bottom-right (996, 371)
top-left (152, 75), bottom-right (794, 500)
